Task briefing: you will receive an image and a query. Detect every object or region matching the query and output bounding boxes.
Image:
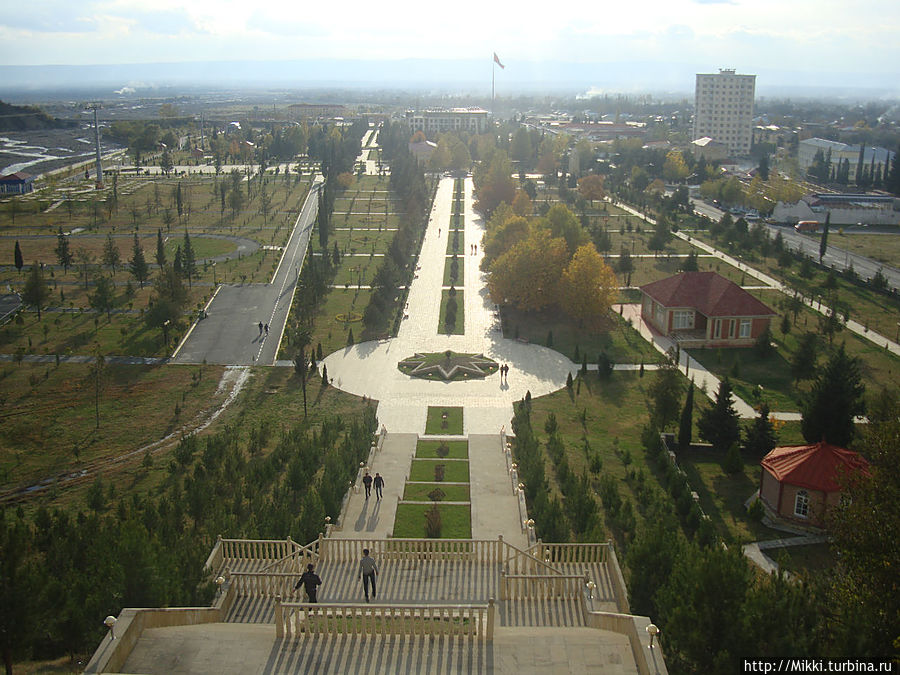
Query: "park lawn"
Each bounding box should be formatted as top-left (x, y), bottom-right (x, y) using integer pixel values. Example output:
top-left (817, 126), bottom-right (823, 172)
top-left (333, 258), bottom-right (382, 287)
top-left (624, 254), bottom-right (752, 288)
top-left (331, 229), bottom-right (395, 256)
top-left (425, 406), bottom-right (464, 435)
top-left (606, 230), bottom-right (695, 256)
top-left (392, 503), bottom-right (472, 539)
top-left (0, 310), bottom-right (181, 358)
top-left (354, 175), bottom-right (391, 191)
top-left (446, 230), bottom-right (465, 255)
top-left (298, 288), bottom-right (373, 360)
top-left (688, 346), bottom-right (801, 412)
top-left (443, 255), bottom-right (464, 286)
top-left (409, 459), bottom-right (469, 483)
top-left (501, 307), bottom-right (661, 364)
top-left (828, 231), bottom-right (900, 268)
top-left (676, 446), bottom-right (782, 544)
top-left (211, 366), bottom-right (377, 448)
top-left (403, 483), bottom-right (470, 502)
top-left (339, 214), bottom-right (397, 229)
top-left (439, 289), bottom-right (464, 335)
top-left (416, 440), bottom-right (469, 459)
top-left (748, 288), bottom-right (900, 395)
top-left (0, 362), bottom-right (224, 490)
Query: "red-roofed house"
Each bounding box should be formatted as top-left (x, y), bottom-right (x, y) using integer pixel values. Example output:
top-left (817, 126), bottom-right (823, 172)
top-left (640, 271), bottom-right (775, 348)
top-left (759, 441), bottom-right (869, 528)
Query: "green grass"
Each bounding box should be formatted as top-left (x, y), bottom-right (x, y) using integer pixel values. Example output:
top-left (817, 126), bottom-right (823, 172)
top-left (415, 440), bottom-right (469, 458)
top-left (292, 288), bottom-right (373, 360)
top-left (409, 460), bottom-right (470, 483)
top-left (688, 347), bottom-right (800, 412)
top-left (1, 311), bottom-right (181, 358)
top-left (502, 307), bottom-right (660, 364)
top-left (443, 255), bottom-right (464, 286)
top-left (392, 503), bottom-right (472, 538)
top-left (677, 446), bottom-right (781, 544)
top-left (0, 362), bottom-right (224, 490)
top-left (402, 483), bottom-right (470, 502)
top-left (446, 230), bottom-right (465, 255)
top-left (425, 406), bottom-right (463, 434)
top-left (439, 289), bottom-right (464, 335)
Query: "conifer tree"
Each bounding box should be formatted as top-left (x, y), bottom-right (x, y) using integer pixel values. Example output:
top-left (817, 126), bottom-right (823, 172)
top-left (156, 228), bottom-right (167, 267)
top-left (13, 240), bottom-right (23, 273)
top-left (182, 230), bottom-right (197, 287)
top-left (698, 377), bottom-right (741, 452)
top-left (678, 381), bottom-right (695, 451)
top-left (129, 233), bottom-right (149, 288)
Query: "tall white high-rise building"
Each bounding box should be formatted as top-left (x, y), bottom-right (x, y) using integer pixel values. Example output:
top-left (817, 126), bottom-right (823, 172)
top-left (693, 69), bottom-right (756, 157)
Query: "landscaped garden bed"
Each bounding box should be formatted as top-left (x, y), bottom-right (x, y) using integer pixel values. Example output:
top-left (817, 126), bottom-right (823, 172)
top-left (409, 459), bottom-right (469, 483)
top-left (398, 351), bottom-right (495, 381)
top-left (425, 406), bottom-right (463, 434)
top-left (392, 503), bottom-right (472, 538)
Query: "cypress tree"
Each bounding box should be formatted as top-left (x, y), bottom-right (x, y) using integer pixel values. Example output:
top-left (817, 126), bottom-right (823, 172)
top-left (156, 228), bottom-right (167, 266)
top-left (819, 213), bottom-right (830, 261)
top-left (129, 233), bottom-right (149, 288)
top-left (182, 230), bottom-right (197, 287)
top-left (13, 240), bottom-right (23, 273)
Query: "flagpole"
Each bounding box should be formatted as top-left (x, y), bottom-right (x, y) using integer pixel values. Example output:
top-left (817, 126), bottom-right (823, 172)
top-left (491, 58), bottom-right (495, 117)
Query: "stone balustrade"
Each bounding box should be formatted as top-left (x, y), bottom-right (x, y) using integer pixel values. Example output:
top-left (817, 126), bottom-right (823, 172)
top-left (500, 573), bottom-right (583, 600)
top-left (275, 599), bottom-right (495, 642)
top-left (319, 537), bottom-right (501, 563)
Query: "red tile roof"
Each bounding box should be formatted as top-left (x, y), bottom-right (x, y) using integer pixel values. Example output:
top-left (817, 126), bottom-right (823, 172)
top-left (641, 272), bottom-right (774, 318)
top-left (761, 441), bottom-right (869, 492)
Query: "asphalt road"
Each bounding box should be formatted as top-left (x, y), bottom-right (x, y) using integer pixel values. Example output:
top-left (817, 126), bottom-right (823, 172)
top-left (691, 199), bottom-right (900, 291)
top-left (172, 178), bottom-right (322, 365)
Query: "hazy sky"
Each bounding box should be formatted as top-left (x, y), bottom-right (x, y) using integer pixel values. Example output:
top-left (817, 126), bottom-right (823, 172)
top-left (1, 0), bottom-right (898, 85)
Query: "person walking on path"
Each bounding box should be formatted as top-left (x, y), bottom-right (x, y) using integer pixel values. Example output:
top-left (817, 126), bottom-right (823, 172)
top-left (359, 548), bottom-right (378, 602)
top-left (373, 473), bottom-right (384, 500)
top-left (362, 471), bottom-right (373, 499)
top-left (264, 323), bottom-right (269, 336)
top-left (295, 563), bottom-right (322, 603)
top-left (258, 321), bottom-right (263, 336)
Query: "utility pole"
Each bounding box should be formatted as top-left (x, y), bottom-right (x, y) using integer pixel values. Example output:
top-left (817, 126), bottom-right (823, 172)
top-left (86, 103), bottom-right (103, 189)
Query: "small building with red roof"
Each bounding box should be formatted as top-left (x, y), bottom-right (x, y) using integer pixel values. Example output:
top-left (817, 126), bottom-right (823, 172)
top-left (640, 271), bottom-right (775, 348)
top-left (758, 441), bottom-right (869, 528)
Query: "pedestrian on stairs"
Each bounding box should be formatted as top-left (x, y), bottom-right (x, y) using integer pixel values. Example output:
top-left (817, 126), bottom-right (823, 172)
top-left (362, 471), bottom-right (373, 499)
top-left (359, 548), bottom-right (378, 602)
top-left (373, 473), bottom-right (384, 500)
top-left (295, 563), bottom-right (322, 603)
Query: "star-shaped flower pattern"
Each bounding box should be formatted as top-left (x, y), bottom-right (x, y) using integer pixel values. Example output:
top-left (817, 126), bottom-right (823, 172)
top-left (398, 351), bottom-right (498, 381)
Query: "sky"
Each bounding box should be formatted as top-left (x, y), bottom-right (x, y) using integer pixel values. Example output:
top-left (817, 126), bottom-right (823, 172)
top-left (1, 0), bottom-right (898, 91)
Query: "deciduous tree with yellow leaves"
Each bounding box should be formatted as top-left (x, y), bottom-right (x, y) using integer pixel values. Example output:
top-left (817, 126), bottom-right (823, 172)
top-left (559, 243), bottom-right (618, 328)
top-left (487, 229), bottom-right (568, 311)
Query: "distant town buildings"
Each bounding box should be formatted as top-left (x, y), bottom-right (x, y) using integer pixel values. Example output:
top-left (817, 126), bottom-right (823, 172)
top-left (287, 103), bottom-right (347, 120)
top-left (693, 69), bottom-right (756, 156)
top-left (798, 137), bottom-right (895, 176)
top-left (405, 108), bottom-right (489, 135)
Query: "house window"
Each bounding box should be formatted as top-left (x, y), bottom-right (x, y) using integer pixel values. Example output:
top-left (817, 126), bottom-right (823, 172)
top-left (654, 303), bottom-right (666, 330)
top-left (673, 310), bottom-right (694, 330)
top-left (729, 320), bottom-right (736, 338)
top-left (713, 319), bottom-right (721, 338)
top-left (740, 319), bottom-right (752, 338)
top-left (794, 490), bottom-right (809, 518)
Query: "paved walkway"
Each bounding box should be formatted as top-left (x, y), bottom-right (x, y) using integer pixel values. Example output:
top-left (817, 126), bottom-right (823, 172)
top-left (322, 176), bottom-right (573, 435)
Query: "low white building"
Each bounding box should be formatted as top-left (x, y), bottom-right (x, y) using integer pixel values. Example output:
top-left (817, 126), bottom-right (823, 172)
top-left (772, 193), bottom-right (900, 226)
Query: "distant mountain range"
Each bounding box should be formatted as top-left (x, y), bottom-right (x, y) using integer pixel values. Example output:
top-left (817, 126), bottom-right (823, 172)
top-left (1, 59), bottom-right (897, 100)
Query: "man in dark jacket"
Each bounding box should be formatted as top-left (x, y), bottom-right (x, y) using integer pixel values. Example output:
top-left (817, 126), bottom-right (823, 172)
top-left (373, 473), bottom-right (385, 500)
top-left (295, 563), bottom-right (322, 602)
top-left (362, 471), bottom-right (373, 499)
